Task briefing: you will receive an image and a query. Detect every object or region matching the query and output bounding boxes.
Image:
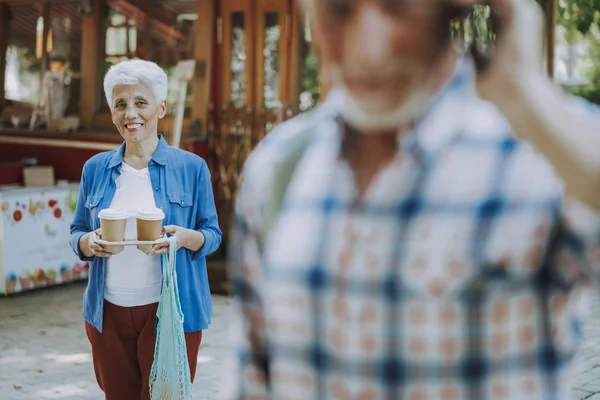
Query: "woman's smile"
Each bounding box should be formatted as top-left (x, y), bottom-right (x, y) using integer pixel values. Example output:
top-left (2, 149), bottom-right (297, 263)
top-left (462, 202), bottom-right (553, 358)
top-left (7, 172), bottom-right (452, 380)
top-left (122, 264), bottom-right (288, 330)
top-left (124, 122), bottom-right (144, 133)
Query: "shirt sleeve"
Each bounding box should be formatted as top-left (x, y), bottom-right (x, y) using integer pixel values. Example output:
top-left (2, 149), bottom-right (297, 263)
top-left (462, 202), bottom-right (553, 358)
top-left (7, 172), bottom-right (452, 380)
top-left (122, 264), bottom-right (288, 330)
top-left (191, 160), bottom-right (222, 260)
top-left (553, 97), bottom-right (600, 286)
top-left (69, 162), bottom-right (95, 262)
top-left (227, 168), bottom-right (271, 399)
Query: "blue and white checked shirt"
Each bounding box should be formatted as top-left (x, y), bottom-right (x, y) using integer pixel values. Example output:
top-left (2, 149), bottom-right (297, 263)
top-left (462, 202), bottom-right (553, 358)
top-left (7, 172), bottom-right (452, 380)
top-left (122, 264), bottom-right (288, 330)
top-left (229, 60), bottom-right (600, 399)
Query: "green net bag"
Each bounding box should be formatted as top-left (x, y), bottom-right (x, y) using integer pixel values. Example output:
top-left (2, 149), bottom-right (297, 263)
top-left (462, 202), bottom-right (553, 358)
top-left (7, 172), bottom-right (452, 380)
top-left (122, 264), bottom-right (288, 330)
top-left (149, 236), bottom-right (193, 400)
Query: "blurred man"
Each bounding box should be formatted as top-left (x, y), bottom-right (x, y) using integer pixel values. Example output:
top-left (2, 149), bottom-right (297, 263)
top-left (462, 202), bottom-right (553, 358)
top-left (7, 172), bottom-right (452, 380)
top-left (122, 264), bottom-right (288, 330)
top-left (229, 0), bottom-right (600, 398)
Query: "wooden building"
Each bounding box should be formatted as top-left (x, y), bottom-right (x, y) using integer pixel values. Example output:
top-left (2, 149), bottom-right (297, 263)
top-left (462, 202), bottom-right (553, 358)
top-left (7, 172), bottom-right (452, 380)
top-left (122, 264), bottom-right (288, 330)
top-left (0, 0), bottom-right (558, 266)
top-left (0, 0), bottom-right (326, 267)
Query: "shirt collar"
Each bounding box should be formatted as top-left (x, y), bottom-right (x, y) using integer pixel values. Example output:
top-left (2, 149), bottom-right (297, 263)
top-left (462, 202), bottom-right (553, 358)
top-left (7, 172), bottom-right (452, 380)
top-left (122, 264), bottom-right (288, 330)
top-left (107, 134), bottom-right (169, 169)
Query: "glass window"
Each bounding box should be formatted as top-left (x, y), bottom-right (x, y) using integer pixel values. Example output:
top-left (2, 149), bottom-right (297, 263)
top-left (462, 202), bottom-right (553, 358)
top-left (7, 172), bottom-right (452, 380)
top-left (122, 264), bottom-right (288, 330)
top-left (3, 5), bottom-right (41, 107)
top-left (230, 12), bottom-right (246, 108)
top-left (2, 2), bottom-right (82, 127)
top-left (299, 13), bottom-right (320, 112)
top-left (48, 3), bottom-right (82, 116)
top-left (105, 9), bottom-right (138, 62)
top-left (263, 12), bottom-right (280, 109)
top-left (100, 5), bottom-right (196, 115)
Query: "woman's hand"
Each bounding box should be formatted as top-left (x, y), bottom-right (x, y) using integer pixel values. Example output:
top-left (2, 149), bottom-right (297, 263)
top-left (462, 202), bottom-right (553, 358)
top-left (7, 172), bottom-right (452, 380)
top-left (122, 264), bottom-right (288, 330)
top-left (147, 225), bottom-right (205, 256)
top-left (80, 229), bottom-right (113, 258)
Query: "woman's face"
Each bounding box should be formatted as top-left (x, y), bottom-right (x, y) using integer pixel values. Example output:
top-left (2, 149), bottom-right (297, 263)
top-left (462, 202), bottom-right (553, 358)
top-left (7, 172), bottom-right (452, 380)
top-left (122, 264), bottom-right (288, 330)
top-left (110, 83), bottom-right (166, 144)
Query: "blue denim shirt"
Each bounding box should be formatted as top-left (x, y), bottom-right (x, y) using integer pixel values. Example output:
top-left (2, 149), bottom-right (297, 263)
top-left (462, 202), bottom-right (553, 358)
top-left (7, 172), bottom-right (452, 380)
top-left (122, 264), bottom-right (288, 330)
top-left (70, 135), bottom-right (222, 333)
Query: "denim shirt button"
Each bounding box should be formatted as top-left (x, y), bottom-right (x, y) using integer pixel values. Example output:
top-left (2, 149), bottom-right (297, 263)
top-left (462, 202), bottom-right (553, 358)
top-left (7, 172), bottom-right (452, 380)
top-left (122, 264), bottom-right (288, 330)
top-left (155, 187), bottom-right (159, 191)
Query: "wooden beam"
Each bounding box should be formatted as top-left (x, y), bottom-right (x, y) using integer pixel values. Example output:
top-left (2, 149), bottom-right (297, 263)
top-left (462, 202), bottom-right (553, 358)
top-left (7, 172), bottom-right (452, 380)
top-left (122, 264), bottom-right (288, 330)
top-left (248, 0), bottom-right (257, 114)
top-left (80, 0), bottom-right (104, 129)
top-left (288, 0), bottom-right (302, 114)
top-left (112, 0), bottom-right (185, 42)
top-left (546, 0), bottom-right (556, 79)
top-left (0, 4), bottom-right (10, 112)
top-left (0, 0), bottom-right (76, 4)
top-left (282, 0), bottom-right (293, 110)
top-left (190, 0), bottom-right (215, 130)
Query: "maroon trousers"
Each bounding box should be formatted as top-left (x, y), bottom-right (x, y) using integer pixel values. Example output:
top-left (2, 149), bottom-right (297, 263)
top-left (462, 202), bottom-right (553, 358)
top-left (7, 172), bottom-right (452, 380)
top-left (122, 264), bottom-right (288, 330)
top-left (85, 300), bottom-right (202, 400)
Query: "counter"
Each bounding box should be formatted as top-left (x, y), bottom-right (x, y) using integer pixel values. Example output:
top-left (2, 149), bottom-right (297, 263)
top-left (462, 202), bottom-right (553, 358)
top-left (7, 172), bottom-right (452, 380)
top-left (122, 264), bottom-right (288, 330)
top-left (0, 183), bottom-right (87, 295)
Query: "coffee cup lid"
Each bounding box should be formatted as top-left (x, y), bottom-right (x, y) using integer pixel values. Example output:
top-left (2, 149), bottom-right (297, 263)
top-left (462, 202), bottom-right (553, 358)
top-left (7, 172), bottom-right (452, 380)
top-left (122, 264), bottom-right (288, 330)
top-left (136, 208), bottom-right (165, 221)
top-left (98, 208), bottom-right (127, 220)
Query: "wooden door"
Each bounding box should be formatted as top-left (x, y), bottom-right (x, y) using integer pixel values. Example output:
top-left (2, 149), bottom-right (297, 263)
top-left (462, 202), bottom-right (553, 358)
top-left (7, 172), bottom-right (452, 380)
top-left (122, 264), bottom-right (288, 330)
top-left (220, 0), bottom-right (292, 133)
top-left (211, 0), bottom-right (297, 246)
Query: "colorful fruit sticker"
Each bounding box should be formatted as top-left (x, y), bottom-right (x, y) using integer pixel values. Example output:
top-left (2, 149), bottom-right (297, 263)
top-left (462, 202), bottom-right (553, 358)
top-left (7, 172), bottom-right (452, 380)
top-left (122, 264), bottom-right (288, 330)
top-left (68, 189), bottom-right (79, 213)
top-left (44, 224), bottom-right (57, 236)
top-left (13, 210), bottom-right (22, 222)
top-left (33, 268), bottom-right (46, 280)
top-left (46, 269), bottom-right (57, 280)
top-left (1, 201), bottom-right (8, 212)
top-left (48, 199), bottom-right (57, 208)
top-left (28, 199), bottom-right (45, 216)
top-left (53, 208), bottom-right (62, 219)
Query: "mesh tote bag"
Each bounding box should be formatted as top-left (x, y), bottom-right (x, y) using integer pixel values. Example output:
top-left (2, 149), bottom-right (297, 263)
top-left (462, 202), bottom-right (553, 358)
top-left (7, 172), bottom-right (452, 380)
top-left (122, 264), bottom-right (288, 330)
top-left (149, 236), bottom-right (193, 400)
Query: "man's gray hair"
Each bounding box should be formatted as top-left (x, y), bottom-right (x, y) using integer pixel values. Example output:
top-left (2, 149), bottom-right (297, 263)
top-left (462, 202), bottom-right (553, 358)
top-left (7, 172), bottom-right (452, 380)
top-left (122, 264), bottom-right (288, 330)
top-left (103, 59), bottom-right (168, 110)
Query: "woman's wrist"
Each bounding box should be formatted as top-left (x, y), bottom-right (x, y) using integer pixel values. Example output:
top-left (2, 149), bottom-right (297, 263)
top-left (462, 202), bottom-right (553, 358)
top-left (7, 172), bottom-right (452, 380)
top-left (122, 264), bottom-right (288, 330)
top-left (79, 232), bottom-right (93, 258)
top-left (182, 228), bottom-right (205, 252)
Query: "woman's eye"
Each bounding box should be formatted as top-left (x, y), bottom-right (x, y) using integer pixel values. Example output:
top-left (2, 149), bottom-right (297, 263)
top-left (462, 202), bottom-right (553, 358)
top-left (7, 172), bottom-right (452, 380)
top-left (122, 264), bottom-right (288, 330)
top-left (136, 101), bottom-right (146, 106)
top-left (115, 103), bottom-right (125, 109)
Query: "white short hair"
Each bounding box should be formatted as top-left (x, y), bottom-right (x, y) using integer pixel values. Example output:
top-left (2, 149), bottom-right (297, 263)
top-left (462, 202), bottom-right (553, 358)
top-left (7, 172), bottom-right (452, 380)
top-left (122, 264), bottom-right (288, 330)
top-left (103, 59), bottom-right (168, 109)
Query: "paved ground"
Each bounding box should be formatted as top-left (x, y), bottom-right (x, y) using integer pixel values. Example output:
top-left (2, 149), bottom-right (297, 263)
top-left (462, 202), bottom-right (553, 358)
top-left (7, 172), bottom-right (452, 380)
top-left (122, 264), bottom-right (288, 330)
top-left (0, 282), bottom-right (231, 400)
top-left (2, 283), bottom-right (600, 399)
top-left (573, 291), bottom-right (600, 400)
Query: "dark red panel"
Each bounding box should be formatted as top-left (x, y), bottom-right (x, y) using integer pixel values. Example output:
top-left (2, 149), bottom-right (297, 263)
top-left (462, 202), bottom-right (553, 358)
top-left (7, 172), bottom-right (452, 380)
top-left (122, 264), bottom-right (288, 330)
top-left (0, 138), bottom-right (209, 184)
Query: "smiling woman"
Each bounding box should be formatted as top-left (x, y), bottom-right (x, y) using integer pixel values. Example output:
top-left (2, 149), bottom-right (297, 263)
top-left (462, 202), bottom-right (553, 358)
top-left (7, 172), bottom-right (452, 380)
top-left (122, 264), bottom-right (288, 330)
top-left (69, 59), bottom-right (222, 400)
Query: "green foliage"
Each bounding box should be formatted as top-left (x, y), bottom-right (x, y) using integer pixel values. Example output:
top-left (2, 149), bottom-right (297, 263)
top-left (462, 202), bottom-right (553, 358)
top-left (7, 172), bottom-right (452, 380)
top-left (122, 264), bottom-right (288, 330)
top-left (299, 45), bottom-right (320, 112)
top-left (459, 1), bottom-right (600, 41)
top-left (556, 0), bottom-right (600, 37)
top-left (556, 0), bottom-right (600, 104)
top-left (566, 33), bottom-right (600, 104)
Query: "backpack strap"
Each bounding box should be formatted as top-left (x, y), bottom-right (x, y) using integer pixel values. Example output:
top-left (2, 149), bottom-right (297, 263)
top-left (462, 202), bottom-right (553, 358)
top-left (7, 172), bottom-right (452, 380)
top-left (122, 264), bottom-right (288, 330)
top-left (258, 95), bottom-right (341, 246)
top-left (261, 127), bottom-right (315, 245)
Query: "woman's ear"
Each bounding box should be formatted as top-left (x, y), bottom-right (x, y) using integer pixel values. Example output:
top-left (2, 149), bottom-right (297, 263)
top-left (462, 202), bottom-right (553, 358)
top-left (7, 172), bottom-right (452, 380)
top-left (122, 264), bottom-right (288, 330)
top-left (158, 100), bottom-right (167, 119)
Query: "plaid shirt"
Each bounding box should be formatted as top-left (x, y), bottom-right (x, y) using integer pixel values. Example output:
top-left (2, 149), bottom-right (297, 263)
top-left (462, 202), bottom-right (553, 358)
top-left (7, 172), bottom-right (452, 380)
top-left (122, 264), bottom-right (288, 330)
top-left (228, 60), bottom-right (600, 399)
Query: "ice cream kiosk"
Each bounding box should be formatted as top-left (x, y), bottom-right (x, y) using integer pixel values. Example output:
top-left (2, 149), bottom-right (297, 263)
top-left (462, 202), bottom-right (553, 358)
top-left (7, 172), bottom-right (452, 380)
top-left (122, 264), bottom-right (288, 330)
top-left (0, 183), bottom-right (88, 295)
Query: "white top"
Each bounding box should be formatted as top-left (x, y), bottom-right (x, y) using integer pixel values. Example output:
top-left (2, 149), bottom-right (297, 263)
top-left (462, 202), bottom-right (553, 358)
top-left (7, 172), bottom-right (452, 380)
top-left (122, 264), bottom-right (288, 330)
top-left (104, 162), bottom-right (162, 307)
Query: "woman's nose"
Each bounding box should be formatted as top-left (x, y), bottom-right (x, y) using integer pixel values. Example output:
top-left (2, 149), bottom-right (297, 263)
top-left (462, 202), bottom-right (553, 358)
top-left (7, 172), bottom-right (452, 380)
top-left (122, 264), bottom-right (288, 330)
top-left (125, 104), bottom-right (137, 119)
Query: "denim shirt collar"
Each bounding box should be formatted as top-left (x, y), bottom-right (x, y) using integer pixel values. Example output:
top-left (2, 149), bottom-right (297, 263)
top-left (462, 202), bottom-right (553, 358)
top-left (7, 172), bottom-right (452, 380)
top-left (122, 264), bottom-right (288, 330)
top-left (107, 134), bottom-right (169, 169)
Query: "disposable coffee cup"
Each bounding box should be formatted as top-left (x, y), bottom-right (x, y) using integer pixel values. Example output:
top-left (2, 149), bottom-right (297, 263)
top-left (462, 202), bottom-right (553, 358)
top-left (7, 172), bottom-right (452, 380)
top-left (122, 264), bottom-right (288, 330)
top-left (98, 208), bottom-right (127, 255)
top-left (98, 208), bottom-right (127, 242)
top-left (136, 208), bottom-right (165, 241)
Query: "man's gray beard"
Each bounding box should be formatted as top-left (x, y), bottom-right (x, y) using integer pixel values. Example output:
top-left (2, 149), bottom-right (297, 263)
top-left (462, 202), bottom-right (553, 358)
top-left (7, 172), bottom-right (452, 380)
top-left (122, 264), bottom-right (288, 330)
top-left (340, 87), bottom-right (434, 132)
